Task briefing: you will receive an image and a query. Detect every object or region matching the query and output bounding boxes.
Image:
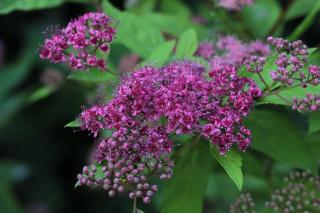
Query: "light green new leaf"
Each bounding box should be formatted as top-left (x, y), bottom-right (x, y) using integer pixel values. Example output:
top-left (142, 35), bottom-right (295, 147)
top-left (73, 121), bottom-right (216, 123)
top-left (175, 28), bottom-right (198, 58)
top-left (64, 119), bottom-right (81, 128)
top-left (144, 13), bottom-right (207, 38)
top-left (28, 86), bottom-right (55, 104)
top-left (258, 85), bottom-right (320, 106)
top-left (103, 1), bottom-right (165, 59)
top-left (143, 40), bottom-right (175, 66)
top-left (160, 0), bottom-right (191, 19)
top-left (308, 111), bottom-right (320, 135)
top-left (245, 110), bottom-right (316, 172)
top-left (242, 0), bottom-right (281, 38)
top-left (210, 145), bottom-right (243, 190)
top-left (161, 142), bottom-right (212, 213)
top-left (68, 69), bottom-right (118, 83)
top-left (0, 0), bottom-right (63, 14)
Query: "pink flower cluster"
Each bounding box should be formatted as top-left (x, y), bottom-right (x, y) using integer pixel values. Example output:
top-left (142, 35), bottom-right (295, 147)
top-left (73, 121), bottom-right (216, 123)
top-left (78, 61), bottom-right (261, 202)
top-left (202, 36), bottom-right (270, 69)
top-left (218, 0), bottom-right (253, 11)
top-left (39, 12), bottom-right (116, 71)
top-left (267, 37), bottom-right (319, 87)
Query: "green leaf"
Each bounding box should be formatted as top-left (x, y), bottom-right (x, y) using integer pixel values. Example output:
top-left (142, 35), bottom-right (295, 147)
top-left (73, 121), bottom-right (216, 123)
top-left (64, 119), bottom-right (81, 128)
top-left (143, 40), bottom-right (175, 66)
top-left (161, 142), bottom-right (212, 213)
top-left (245, 110), bottom-right (316, 172)
top-left (308, 111), bottom-right (320, 135)
top-left (103, 1), bottom-right (165, 59)
top-left (258, 85), bottom-right (320, 106)
top-left (28, 86), bottom-right (55, 104)
top-left (242, 0), bottom-right (281, 38)
top-left (286, 0), bottom-right (319, 20)
top-left (175, 28), bottom-right (198, 58)
top-left (144, 13), bottom-right (206, 38)
top-left (288, 1), bottom-right (320, 41)
top-left (209, 145), bottom-right (243, 190)
top-left (93, 162), bottom-right (106, 180)
top-left (285, 0), bottom-right (318, 20)
top-left (0, 0), bottom-right (63, 14)
top-left (68, 69), bottom-right (118, 82)
top-left (160, 0), bottom-right (191, 19)
top-left (125, 0), bottom-right (156, 14)
top-left (0, 92), bottom-right (28, 127)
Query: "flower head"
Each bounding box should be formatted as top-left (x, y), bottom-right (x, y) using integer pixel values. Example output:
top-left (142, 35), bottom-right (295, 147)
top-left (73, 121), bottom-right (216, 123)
top-left (40, 12), bottom-right (116, 71)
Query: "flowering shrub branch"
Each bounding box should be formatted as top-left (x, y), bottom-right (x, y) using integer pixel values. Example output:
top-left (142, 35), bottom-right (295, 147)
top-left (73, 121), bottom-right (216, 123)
top-left (37, 1), bottom-right (320, 212)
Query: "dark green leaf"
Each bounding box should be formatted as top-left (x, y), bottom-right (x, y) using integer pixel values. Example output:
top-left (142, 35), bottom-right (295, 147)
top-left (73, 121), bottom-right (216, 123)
top-left (242, 0), bottom-right (281, 38)
top-left (308, 111), bottom-right (320, 135)
top-left (245, 110), bottom-right (316, 171)
top-left (285, 0), bottom-right (318, 20)
top-left (175, 28), bottom-right (198, 58)
top-left (287, 1), bottom-right (320, 41)
top-left (161, 142), bottom-right (212, 213)
top-left (209, 145), bottom-right (243, 190)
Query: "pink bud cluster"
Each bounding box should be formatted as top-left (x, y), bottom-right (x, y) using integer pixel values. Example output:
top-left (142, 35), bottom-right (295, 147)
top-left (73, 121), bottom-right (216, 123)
top-left (78, 61), bottom-right (261, 203)
top-left (208, 36), bottom-right (270, 69)
top-left (218, 0), bottom-right (253, 11)
top-left (267, 36), bottom-right (319, 87)
top-left (266, 170), bottom-right (320, 212)
top-left (229, 193), bottom-right (256, 213)
top-left (292, 93), bottom-right (320, 112)
top-left (39, 12), bottom-right (116, 71)
top-left (244, 55), bottom-right (266, 73)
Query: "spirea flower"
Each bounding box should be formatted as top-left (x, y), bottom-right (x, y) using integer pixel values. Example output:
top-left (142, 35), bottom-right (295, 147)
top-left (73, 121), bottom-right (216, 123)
top-left (266, 170), bottom-right (320, 212)
top-left (209, 36), bottom-right (270, 69)
top-left (218, 0), bottom-right (253, 11)
top-left (77, 60), bottom-right (261, 203)
top-left (229, 193), bottom-right (257, 213)
top-left (39, 12), bottom-right (116, 71)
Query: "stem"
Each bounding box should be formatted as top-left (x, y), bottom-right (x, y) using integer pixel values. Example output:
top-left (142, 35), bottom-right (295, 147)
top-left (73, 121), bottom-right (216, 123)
top-left (132, 197), bottom-right (137, 213)
top-left (275, 94), bottom-right (292, 104)
top-left (105, 67), bottom-right (118, 76)
top-left (257, 72), bottom-right (271, 94)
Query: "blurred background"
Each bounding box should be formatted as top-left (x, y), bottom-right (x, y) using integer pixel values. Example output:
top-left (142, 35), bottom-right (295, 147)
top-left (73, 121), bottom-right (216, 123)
top-left (0, 0), bottom-right (319, 212)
